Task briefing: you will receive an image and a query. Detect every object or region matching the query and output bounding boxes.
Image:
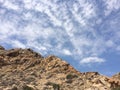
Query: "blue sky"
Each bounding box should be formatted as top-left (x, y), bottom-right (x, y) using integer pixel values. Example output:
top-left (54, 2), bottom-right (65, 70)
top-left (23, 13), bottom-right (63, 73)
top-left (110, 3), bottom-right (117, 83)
top-left (0, 0), bottom-right (120, 76)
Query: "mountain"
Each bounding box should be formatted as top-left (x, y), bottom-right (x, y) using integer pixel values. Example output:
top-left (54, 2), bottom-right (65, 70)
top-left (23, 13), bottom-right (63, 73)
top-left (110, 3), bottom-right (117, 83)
top-left (112, 73), bottom-right (120, 80)
top-left (0, 45), bottom-right (120, 90)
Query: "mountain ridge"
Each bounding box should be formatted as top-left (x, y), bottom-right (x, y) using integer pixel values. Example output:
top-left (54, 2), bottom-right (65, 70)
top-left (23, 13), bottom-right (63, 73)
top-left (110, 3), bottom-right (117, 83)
top-left (0, 45), bottom-right (120, 90)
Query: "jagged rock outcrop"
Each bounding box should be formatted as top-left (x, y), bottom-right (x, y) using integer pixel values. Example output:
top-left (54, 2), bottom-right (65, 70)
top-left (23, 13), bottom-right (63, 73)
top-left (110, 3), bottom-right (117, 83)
top-left (0, 46), bottom-right (120, 90)
top-left (112, 73), bottom-right (120, 80)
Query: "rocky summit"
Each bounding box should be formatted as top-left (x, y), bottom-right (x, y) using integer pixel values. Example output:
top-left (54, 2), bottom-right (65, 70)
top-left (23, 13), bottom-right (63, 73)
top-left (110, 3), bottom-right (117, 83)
top-left (0, 45), bottom-right (120, 90)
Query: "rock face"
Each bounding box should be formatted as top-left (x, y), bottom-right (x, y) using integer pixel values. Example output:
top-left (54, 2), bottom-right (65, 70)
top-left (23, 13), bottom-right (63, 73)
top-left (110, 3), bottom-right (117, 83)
top-left (0, 46), bottom-right (120, 90)
top-left (0, 46), bottom-right (5, 50)
top-left (112, 73), bottom-right (120, 80)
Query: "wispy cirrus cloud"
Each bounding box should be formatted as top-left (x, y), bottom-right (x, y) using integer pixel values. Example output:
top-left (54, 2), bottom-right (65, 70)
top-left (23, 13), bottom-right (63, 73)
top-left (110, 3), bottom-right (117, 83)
top-left (103, 0), bottom-right (120, 15)
top-left (0, 0), bottom-right (120, 66)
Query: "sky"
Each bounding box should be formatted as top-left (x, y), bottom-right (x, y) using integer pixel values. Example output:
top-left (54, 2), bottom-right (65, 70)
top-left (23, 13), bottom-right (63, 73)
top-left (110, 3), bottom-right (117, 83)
top-left (0, 0), bottom-right (120, 76)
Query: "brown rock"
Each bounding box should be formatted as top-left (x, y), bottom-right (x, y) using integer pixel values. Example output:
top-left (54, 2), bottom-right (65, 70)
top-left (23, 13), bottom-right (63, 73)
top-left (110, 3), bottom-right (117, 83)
top-left (0, 46), bottom-right (120, 90)
top-left (0, 46), bottom-right (5, 50)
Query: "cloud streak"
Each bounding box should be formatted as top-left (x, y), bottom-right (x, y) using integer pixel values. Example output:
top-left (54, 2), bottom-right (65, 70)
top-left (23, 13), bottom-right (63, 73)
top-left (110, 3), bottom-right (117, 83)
top-left (80, 57), bottom-right (105, 64)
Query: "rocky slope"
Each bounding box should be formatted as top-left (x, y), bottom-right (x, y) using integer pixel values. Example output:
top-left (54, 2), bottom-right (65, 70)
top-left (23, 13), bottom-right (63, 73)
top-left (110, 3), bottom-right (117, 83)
top-left (0, 46), bottom-right (120, 90)
top-left (112, 73), bottom-right (120, 80)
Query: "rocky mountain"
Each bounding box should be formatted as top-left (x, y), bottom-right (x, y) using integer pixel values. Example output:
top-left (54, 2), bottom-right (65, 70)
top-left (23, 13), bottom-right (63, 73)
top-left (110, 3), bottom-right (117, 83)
top-left (112, 73), bottom-right (120, 80)
top-left (0, 45), bottom-right (120, 90)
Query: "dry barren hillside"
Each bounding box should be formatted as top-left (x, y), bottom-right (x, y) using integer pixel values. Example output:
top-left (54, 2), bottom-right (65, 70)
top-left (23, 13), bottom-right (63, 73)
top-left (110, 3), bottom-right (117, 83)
top-left (0, 45), bottom-right (120, 90)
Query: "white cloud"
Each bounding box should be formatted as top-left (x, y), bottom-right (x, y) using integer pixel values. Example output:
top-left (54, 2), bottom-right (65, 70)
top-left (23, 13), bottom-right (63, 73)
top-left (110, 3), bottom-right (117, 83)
top-left (2, 0), bottom-right (20, 10)
top-left (0, 0), bottom-right (119, 66)
top-left (63, 49), bottom-right (72, 56)
top-left (116, 46), bottom-right (120, 51)
top-left (11, 40), bottom-right (26, 48)
top-left (80, 57), bottom-right (105, 64)
top-left (106, 40), bottom-right (115, 48)
top-left (103, 0), bottom-right (120, 15)
top-left (0, 0), bottom-right (4, 3)
top-left (23, 0), bottom-right (34, 10)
